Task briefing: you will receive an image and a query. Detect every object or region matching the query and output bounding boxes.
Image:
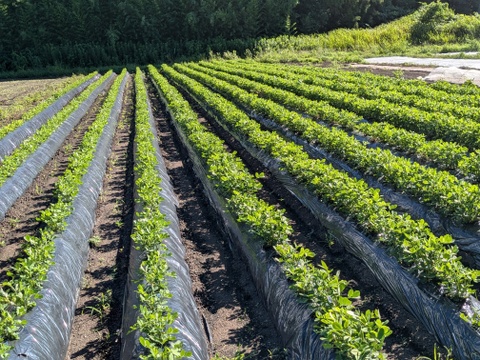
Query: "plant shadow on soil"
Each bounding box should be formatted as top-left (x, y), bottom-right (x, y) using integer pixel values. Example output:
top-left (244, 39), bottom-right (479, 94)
top-left (67, 79), bottom-right (135, 359)
top-left (171, 75), bottom-right (447, 359)
top-left (148, 80), bottom-right (287, 359)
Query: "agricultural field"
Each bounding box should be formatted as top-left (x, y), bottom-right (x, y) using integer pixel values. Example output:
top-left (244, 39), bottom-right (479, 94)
top-left (1, 60), bottom-right (480, 360)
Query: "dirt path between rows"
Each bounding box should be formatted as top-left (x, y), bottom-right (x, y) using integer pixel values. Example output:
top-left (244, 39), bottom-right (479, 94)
top-left (0, 78), bottom-right (65, 106)
top-left (148, 82), bottom-right (287, 359)
top-left (0, 83), bottom-right (111, 285)
top-left (66, 76), bottom-right (134, 359)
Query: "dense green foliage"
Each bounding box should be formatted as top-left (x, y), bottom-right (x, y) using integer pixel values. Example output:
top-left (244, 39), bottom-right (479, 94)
top-left (163, 63), bottom-right (480, 301)
top-left (0, 69), bottom-right (125, 358)
top-left (150, 64), bottom-right (392, 359)
top-left (411, 1), bottom-right (480, 44)
top-left (178, 62), bottom-right (480, 225)
top-left (200, 60), bottom-right (480, 182)
top-left (1, 1), bottom-right (479, 71)
top-left (292, 0), bottom-right (417, 34)
top-left (254, 2), bottom-right (480, 63)
top-left (293, 0), bottom-right (479, 34)
top-left (0, 0), bottom-right (294, 71)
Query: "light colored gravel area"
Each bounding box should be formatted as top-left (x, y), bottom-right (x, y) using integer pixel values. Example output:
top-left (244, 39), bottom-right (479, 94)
top-left (365, 56), bottom-right (480, 85)
top-left (424, 67), bottom-right (480, 85)
top-left (365, 56), bottom-right (480, 69)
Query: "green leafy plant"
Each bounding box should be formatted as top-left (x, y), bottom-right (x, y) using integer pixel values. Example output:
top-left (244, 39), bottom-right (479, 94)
top-left (89, 235), bottom-right (102, 247)
top-left (0, 69), bottom-right (127, 358)
top-left (150, 64), bottom-right (392, 359)
top-left (162, 63), bottom-right (480, 303)
top-left (179, 62), bottom-right (480, 225)
top-left (201, 60), bottom-right (472, 173)
top-left (130, 68), bottom-right (191, 360)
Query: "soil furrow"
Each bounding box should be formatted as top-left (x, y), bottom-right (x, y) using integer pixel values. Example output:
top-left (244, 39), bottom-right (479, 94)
top-left (147, 80), bottom-right (287, 359)
top-left (0, 82), bottom-right (112, 284)
top-left (66, 76), bottom-right (134, 359)
top-left (174, 82), bottom-right (446, 359)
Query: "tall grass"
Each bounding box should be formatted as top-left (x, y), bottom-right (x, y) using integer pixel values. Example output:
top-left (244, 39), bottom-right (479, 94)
top-left (251, 2), bottom-right (480, 63)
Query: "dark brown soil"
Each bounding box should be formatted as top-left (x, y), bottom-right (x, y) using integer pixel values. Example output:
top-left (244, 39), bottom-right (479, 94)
top-left (0, 82), bottom-right (111, 284)
top-left (148, 82), bottom-right (287, 359)
top-left (179, 84), bottom-right (446, 359)
top-left (66, 76), bottom-right (134, 359)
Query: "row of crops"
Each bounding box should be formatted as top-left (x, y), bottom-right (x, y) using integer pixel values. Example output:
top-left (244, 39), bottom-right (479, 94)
top-left (1, 59), bottom-right (480, 359)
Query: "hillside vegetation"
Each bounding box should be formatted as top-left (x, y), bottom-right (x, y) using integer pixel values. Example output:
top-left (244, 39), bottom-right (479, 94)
top-left (0, 1), bottom-right (479, 74)
top-left (252, 2), bottom-right (480, 63)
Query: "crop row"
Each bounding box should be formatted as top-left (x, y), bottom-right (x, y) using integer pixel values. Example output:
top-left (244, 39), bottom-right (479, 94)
top-left (176, 62), bottom-right (480, 226)
top-left (196, 61), bottom-right (480, 181)
top-left (122, 68), bottom-right (197, 359)
top-left (220, 61), bottom-right (480, 183)
top-left (150, 64), bottom-right (392, 359)
top-left (211, 59), bottom-right (480, 151)
top-left (0, 69), bottom-right (127, 358)
top-left (234, 59), bottom-right (480, 114)
top-left (163, 63), bottom-right (480, 306)
top-left (237, 59), bottom-right (480, 106)
top-left (0, 72), bottom-right (97, 141)
top-left (0, 72), bottom-right (112, 188)
top-left (306, 69), bottom-right (480, 121)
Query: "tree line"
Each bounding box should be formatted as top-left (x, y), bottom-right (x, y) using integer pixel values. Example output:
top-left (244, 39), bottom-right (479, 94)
top-left (0, 0), bottom-right (478, 72)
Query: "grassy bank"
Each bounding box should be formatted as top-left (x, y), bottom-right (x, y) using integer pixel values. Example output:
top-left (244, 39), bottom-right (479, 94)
top-left (248, 2), bottom-right (480, 64)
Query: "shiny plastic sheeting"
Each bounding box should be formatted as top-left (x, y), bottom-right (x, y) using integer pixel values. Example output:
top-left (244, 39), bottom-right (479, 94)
top-left (121, 90), bottom-right (208, 360)
top-left (254, 114), bottom-right (480, 268)
top-left (156, 86), bottom-right (333, 360)
top-left (196, 100), bottom-right (480, 360)
top-left (0, 74), bottom-right (100, 160)
top-left (0, 73), bottom-right (115, 222)
top-left (6, 73), bottom-right (127, 360)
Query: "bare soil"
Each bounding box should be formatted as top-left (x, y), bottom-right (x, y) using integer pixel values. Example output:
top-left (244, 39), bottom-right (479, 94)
top-left (0, 83), bottom-right (111, 284)
top-left (148, 82), bottom-right (287, 359)
top-left (0, 78), bottom-right (65, 105)
top-left (346, 63), bottom-right (433, 80)
top-left (179, 84), bottom-right (447, 359)
top-left (66, 76), bottom-right (134, 359)
top-left (0, 78), bottom-right (68, 127)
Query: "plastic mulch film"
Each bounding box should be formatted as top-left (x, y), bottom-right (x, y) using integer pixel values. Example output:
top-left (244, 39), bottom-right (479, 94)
top-left (120, 89), bottom-right (208, 360)
top-left (252, 114), bottom-right (480, 266)
top-left (193, 99), bottom-right (480, 360)
top-left (0, 74), bottom-right (100, 160)
top-left (0, 73), bottom-right (115, 222)
top-left (6, 73), bottom-right (128, 360)
top-left (153, 87), bottom-right (333, 359)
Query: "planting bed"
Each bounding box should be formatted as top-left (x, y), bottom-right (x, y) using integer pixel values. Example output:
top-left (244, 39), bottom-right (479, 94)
top-left (0, 78), bottom-right (112, 285)
top-left (159, 75), bottom-right (440, 359)
top-left (1, 59), bottom-right (480, 359)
